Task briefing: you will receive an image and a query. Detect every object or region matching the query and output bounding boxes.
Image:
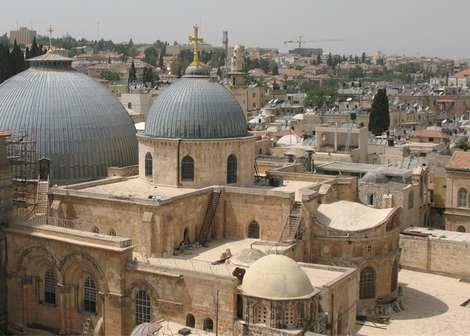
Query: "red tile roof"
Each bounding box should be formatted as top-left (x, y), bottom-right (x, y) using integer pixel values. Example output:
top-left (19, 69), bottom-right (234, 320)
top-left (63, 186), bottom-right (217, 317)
top-left (447, 151), bottom-right (470, 170)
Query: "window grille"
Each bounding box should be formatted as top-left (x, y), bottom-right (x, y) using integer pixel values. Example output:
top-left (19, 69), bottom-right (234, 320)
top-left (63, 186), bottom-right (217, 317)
top-left (145, 152), bottom-right (152, 177)
top-left (44, 269), bottom-right (56, 304)
top-left (135, 290), bottom-right (151, 325)
top-left (181, 156), bottom-right (195, 181)
top-left (84, 276), bottom-right (96, 313)
top-left (227, 154), bottom-right (237, 184)
top-left (359, 267), bottom-right (376, 300)
top-left (248, 221), bottom-right (260, 239)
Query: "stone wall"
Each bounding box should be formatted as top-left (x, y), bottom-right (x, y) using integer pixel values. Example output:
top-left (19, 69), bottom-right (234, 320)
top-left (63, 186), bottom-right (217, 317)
top-left (138, 136), bottom-right (256, 188)
top-left (5, 222), bottom-right (240, 336)
top-left (400, 232), bottom-right (470, 281)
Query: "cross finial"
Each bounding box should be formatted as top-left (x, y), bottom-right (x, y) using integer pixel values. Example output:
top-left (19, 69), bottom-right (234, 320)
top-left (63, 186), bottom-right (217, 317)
top-left (47, 25), bottom-right (55, 54)
top-left (188, 25), bottom-right (204, 66)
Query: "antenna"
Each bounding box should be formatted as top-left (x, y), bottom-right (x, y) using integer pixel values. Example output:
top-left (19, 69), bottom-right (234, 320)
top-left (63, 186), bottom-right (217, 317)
top-left (97, 21), bottom-right (100, 41)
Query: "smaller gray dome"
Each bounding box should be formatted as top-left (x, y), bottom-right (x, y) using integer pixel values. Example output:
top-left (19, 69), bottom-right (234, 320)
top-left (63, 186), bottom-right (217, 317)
top-left (360, 171), bottom-right (389, 184)
top-left (144, 75), bottom-right (248, 140)
top-left (228, 248), bottom-right (266, 267)
top-left (185, 64), bottom-right (208, 76)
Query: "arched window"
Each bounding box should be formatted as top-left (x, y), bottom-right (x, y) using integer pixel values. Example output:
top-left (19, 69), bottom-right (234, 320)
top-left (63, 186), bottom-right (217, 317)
top-left (458, 188), bottom-right (467, 208)
top-left (128, 102), bottom-right (132, 109)
top-left (186, 314), bottom-right (195, 328)
top-left (92, 227), bottom-right (99, 233)
top-left (109, 229), bottom-right (116, 236)
top-left (145, 152), bottom-right (152, 177)
top-left (255, 304), bottom-right (267, 324)
top-left (84, 276), bottom-right (97, 313)
top-left (408, 190), bottom-right (414, 209)
top-left (391, 259), bottom-right (398, 292)
top-left (181, 155), bottom-right (195, 181)
top-left (359, 267), bottom-right (376, 300)
top-left (284, 305), bottom-right (296, 327)
top-left (44, 269), bottom-right (56, 305)
top-left (364, 194), bottom-right (376, 206)
top-left (248, 221), bottom-right (260, 239)
top-left (457, 225), bottom-right (466, 233)
top-left (203, 318), bottom-right (214, 331)
top-left (227, 154), bottom-right (237, 184)
top-left (135, 290), bottom-right (151, 325)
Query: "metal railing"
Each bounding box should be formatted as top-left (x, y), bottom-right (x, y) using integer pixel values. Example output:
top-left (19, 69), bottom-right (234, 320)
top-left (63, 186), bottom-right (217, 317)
top-left (136, 254), bottom-right (236, 279)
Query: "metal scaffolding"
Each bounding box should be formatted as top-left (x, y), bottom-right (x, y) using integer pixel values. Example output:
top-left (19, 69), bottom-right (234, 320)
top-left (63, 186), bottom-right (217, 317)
top-left (6, 129), bottom-right (37, 214)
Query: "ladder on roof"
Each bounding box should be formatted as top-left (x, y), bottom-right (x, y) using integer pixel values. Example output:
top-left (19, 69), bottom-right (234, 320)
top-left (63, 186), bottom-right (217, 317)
top-left (344, 123), bottom-right (354, 153)
top-left (36, 175), bottom-right (49, 216)
top-left (82, 315), bottom-right (91, 336)
top-left (197, 191), bottom-right (221, 247)
top-left (279, 202), bottom-right (303, 244)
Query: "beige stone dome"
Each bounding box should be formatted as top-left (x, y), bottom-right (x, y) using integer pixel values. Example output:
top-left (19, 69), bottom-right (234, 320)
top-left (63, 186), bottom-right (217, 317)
top-left (241, 254), bottom-right (314, 299)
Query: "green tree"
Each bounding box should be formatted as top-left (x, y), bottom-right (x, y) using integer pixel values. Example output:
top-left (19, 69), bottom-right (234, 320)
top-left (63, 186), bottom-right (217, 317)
top-left (144, 47), bottom-right (159, 66)
top-left (10, 40), bottom-right (26, 76)
top-left (129, 61), bottom-right (137, 83)
top-left (0, 33), bottom-right (11, 48)
top-left (327, 53), bottom-right (333, 67)
top-left (0, 43), bottom-right (10, 82)
top-left (347, 65), bottom-right (364, 79)
top-left (142, 66), bottom-right (156, 86)
top-left (304, 86), bottom-right (337, 111)
top-left (99, 70), bottom-right (120, 81)
top-left (158, 52), bottom-right (164, 70)
top-left (316, 54), bottom-right (321, 65)
top-left (269, 60), bottom-right (278, 75)
top-left (368, 88), bottom-right (390, 134)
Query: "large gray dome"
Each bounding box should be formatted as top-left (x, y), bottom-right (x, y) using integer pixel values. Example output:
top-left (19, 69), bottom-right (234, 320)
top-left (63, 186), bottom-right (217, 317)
top-left (0, 54), bottom-right (138, 181)
top-left (144, 73), bottom-right (248, 139)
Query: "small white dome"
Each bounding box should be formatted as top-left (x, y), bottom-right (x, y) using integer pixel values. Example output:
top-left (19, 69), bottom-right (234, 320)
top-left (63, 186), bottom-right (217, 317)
top-left (241, 254), bottom-right (314, 299)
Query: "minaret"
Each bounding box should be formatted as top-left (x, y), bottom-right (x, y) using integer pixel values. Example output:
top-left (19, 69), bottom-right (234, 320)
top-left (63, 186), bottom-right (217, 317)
top-left (227, 44), bottom-right (248, 120)
top-left (222, 31), bottom-right (228, 57)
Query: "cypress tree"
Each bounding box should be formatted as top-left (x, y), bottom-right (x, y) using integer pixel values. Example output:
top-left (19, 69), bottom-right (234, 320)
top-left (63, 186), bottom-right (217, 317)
top-left (129, 61), bottom-right (136, 83)
top-left (0, 44), bottom-right (10, 83)
top-left (368, 88), bottom-right (390, 135)
top-left (10, 40), bottom-right (26, 76)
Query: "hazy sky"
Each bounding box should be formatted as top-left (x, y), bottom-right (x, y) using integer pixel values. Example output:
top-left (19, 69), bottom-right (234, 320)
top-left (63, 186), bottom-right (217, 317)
top-left (3, 0), bottom-right (470, 60)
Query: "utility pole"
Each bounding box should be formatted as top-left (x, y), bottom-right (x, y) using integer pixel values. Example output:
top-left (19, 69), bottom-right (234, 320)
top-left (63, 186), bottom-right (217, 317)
top-left (97, 22), bottom-right (100, 41)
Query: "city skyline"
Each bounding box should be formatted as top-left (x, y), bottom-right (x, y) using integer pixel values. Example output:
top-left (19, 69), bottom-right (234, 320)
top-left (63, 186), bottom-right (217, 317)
top-left (3, 0), bottom-right (470, 60)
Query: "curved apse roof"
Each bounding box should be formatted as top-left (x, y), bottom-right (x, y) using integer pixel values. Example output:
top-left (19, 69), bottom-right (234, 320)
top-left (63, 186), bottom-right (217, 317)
top-left (144, 66), bottom-right (248, 139)
top-left (0, 54), bottom-right (138, 181)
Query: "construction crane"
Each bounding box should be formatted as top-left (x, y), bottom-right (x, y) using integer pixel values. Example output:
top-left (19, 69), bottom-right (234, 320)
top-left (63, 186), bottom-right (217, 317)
top-left (284, 36), bottom-right (347, 48)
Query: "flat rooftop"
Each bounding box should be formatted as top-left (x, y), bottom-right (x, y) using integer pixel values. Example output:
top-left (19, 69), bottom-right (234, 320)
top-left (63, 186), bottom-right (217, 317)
top-left (136, 237), bottom-right (351, 289)
top-left (317, 162), bottom-right (412, 177)
top-left (356, 269), bottom-right (470, 336)
top-left (402, 227), bottom-right (470, 243)
top-left (62, 176), bottom-right (317, 202)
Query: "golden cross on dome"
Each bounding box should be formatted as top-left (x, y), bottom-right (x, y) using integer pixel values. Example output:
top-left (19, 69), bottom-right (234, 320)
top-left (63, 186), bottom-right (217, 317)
top-left (46, 25), bottom-right (55, 54)
top-left (188, 25), bottom-right (204, 66)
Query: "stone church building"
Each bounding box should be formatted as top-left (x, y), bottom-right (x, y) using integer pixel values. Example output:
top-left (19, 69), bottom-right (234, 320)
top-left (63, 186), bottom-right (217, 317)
top-left (1, 27), bottom-right (402, 336)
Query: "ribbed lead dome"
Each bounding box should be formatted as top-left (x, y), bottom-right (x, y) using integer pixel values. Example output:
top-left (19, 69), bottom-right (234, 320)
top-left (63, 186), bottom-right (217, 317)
top-left (144, 72), bottom-right (248, 139)
top-left (0, 54), bottom-right (138, 181)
